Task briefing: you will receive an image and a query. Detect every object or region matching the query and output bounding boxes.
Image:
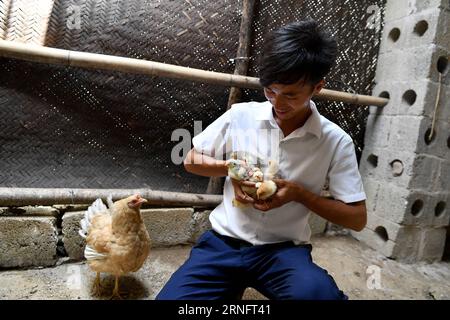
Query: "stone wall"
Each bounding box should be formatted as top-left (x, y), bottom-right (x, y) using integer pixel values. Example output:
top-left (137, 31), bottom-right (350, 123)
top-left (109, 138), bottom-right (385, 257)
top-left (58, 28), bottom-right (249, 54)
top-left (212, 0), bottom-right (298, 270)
top-left (0, 204), bottom-right (327, 268)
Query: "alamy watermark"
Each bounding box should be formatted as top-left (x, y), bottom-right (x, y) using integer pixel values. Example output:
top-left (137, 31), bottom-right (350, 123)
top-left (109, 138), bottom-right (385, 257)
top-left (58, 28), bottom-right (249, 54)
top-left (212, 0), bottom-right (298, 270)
top-left (66, 265), bottom-right (82, 290)
top-left (66, 5), bottom-right (81, 30)
top-left (170, 121), bottom-right (282, 165)
top-left (366, 4), bottom-right (381, 33)
top-left (366, 265), bottom-right (382, 290)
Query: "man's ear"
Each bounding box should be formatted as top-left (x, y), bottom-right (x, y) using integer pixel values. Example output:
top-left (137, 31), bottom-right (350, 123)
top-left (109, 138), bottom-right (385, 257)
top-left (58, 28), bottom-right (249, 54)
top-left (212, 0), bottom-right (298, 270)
top-left (312, 79), bottom-right (325, 95)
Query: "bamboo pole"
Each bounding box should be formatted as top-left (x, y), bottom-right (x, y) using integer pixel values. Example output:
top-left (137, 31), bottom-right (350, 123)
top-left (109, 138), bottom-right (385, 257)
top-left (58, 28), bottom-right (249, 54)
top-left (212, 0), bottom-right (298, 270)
top-left (227, 0), bottom-right (256, 108)
top-left (207, 0), bottom-right (256, 195)
top-left (0, 187), bottom-right (223, 207)
top-left (0, 39), bottom-right (388, 107)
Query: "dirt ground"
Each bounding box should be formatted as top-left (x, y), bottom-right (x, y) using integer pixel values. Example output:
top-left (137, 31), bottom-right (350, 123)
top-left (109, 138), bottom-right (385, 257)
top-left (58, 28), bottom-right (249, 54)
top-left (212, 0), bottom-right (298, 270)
top-left (0, 234), bottom-right (449, 300)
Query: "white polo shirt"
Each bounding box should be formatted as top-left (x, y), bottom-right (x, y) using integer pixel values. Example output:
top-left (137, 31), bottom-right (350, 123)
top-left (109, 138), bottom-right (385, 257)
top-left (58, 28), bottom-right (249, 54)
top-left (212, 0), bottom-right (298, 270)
top-left (192, 100), bottom-right (366, 245)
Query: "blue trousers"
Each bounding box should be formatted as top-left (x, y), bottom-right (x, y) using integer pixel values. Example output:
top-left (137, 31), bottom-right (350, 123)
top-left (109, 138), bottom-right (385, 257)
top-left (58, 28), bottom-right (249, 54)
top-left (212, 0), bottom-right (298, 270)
top-left (156, 230), bottom-right (348, 300)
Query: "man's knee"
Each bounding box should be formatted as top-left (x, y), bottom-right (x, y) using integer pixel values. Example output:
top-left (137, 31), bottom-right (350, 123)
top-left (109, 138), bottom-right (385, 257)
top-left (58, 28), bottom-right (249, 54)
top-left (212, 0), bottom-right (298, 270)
top-left (285, 272), bottom-right (348, 300)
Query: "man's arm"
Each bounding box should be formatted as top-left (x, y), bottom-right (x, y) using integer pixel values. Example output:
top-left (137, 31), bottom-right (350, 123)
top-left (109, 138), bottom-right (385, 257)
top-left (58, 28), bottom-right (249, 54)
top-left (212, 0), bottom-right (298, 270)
top-left (183, 148), bottom-right (228, 177)
top-left (184, 148), bottom-right (255, 204)
top-left (243, 179), bottom-right (367, 231)
top-left (293, 185), bottom-right (367, 232)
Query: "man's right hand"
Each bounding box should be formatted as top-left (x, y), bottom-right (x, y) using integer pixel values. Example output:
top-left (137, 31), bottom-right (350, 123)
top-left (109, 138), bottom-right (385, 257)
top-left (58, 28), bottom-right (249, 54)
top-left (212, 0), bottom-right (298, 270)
top-left (230, 178), bottom-right (254, 204)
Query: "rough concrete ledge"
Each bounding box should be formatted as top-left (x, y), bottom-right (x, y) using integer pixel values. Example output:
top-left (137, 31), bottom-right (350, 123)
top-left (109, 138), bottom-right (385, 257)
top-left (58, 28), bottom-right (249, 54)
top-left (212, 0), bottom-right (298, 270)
top-left (0, 216), bottom-right (58, 268)
top-left (62, 212), bottom-right (86, 261)
top-left (189, 209), bottom-right (212, 242)
top-left (142, 208), bottom-right (195, 246)
top-left (61, 208), bottom-right (213, 261)
top-left (61, 207), bottom-right (327, 262)
top-left (0, 206), bottom-right (59, 217)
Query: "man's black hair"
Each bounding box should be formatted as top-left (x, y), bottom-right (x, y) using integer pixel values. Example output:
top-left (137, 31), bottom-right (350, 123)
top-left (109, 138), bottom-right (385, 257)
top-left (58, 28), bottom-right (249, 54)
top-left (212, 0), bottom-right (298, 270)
top-left (259, 19), bottom-right (338, 87)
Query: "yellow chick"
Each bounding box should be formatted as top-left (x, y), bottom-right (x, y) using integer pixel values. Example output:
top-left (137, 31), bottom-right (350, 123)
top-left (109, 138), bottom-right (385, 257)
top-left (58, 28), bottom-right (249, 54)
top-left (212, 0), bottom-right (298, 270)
top-left (255, 180), bottom-right (278, 200)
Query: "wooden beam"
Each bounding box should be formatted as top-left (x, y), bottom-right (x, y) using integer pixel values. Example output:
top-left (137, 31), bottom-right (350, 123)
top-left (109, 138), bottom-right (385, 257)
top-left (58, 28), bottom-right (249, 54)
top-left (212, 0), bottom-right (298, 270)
top-left (0, 187), bottom-right (223, 207)
top-left (208, 0), bottom-right (257, 195)
top-left (0, 39), bottom-right (389, 107)
top-left (227, 0), bottom-right (256, 108)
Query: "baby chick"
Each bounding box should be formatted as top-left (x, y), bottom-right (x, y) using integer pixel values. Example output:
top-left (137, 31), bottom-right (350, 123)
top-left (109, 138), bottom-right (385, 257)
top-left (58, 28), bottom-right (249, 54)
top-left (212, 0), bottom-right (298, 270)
top-left (226, 159), bottom-right (252, 181)
top-left (241, 166), bottom-right (264, 199)
top-left (255, 180), bottom-right (278, 200)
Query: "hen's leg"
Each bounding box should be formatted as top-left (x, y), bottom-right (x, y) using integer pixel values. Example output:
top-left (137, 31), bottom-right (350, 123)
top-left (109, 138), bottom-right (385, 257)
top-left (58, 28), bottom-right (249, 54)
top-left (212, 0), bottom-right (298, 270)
top-left (110, 275), bottom-right (123, 300)
top-left (92, 272), bottom-right (103, 296)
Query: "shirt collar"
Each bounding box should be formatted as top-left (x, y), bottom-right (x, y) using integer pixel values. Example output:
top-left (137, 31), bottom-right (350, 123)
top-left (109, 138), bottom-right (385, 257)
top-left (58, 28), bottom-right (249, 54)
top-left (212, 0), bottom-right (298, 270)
top-left (256, 100), bottom-right (322, 139)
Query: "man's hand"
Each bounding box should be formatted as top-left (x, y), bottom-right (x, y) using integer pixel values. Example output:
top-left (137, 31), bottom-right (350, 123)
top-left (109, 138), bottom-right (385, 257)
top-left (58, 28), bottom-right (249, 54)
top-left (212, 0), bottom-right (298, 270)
top-left (239, 177), bottom-right (367, 231)
top-left (241, 179), bottom-right (300, 211)
top-left (231, 178), bottom-right (255, 205)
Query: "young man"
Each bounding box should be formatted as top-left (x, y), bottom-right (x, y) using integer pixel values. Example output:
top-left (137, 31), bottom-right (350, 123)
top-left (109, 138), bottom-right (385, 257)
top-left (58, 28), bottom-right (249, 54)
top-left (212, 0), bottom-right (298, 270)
top-left (157, 20), bottom-right (367, 300)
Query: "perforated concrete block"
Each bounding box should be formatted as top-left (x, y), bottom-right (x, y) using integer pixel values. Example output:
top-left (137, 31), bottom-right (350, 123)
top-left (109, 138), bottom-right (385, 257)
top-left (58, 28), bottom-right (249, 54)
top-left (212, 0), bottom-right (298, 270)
top-left (351, 228), bottom-right (397, 258)
top-left (361, 177), bottom-right (382, 213)
top-left (403, 8), bottom-right (442, 49)
top-left (354, 225), bottom-right (446, 262)
top-left (352, 220), bottom-right (423, 262)
top-left (384, 0), bottom-right (446, 22)
top-left (410, 119), bottom-right (450, 159)
top-left (375, 46), bottom-right (439, 83)
top-left (384, 0), bottom-right (417, 22)
top-left (366, 211), bottom-right (412, 241)
top-left (440, 84), bottom-right (450, 120)
top-left (363, 114), bottom-right (393, 149)
top-left (354, 214), bottom-right (424, 262)
top-left (363, 212), bottom-right (447, 253)
top-left (369, 80), bottom-right (445, 118)
top-left (435, 9), bottom-right (450, 49)
top-left (388, 115), bottom-right (446, 157)
top-left (409, 153), bottom-right (442, 189)
top-left (429, 46), bottom-right (450, 83)
top-left (374, 185), bottom-right (414, 225)
top-left (419, 227), bottom-right (447, 261)
top-left (379, 20), bottom-right (408, 52)
top-left (360, 148), bottom-right (418, 189)
top-left (359, 147), bottom-right (384, 181)
top-left (370, 83), bottom-right (398, 116)
top-left (436, 159), bottom-right (450, 192)
top-left (374, 184), bottom-right (439, 226)
top-left (374, 51), bottom-right (405, 83)
top-left (359, 0), bottom-right (449, 263)
top-left (428, 192), bottom-right (450, 227)
top-left (387, 150), bottom-right (424, 189)
top-left (395, 80), bottom-right (442, 117)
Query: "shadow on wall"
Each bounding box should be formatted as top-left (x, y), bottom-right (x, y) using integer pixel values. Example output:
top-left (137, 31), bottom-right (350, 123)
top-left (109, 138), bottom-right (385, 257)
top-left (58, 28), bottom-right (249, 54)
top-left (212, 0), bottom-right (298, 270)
top-left (442, 226), bottom-right (450, 261)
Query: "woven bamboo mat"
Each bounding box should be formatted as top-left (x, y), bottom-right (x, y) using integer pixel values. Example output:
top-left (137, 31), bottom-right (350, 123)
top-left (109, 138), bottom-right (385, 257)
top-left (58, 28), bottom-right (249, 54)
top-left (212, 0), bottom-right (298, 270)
top-left (0, 0), bottom-right (385, 191)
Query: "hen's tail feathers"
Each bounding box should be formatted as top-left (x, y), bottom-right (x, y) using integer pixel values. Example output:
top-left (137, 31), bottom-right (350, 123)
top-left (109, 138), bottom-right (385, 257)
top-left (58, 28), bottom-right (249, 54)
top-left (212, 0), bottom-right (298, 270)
top-left (78, 198), bottom-right (109, 239)
top-left (84, 245), bottom-right (108, 260)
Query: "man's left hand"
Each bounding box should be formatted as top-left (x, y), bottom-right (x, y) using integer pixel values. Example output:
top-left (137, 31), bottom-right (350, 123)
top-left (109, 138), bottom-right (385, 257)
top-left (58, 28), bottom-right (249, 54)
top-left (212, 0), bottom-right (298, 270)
top-left (240, 179), bottom-right (301, 212)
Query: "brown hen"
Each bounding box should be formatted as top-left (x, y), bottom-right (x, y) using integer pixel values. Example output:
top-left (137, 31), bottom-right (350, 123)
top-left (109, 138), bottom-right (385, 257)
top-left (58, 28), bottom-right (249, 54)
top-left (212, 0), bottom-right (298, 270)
top-left (79, 194), bottom-right (151, 299)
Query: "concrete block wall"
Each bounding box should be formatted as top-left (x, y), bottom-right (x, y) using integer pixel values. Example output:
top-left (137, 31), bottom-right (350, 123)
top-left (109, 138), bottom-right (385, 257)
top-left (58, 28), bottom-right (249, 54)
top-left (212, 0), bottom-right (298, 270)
top-left (354, 0), bottom-right (450, 262)
top-left (61, 208), bottom-right (326, 262)
top-left (0, 205), bottom-right (214, 268)
top-left (0, 204), bottom-right (328, 268)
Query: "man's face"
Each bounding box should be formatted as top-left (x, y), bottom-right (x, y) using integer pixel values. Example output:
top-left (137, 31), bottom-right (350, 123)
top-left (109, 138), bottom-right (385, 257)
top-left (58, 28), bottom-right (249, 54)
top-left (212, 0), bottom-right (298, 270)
top-left (263, 78), bottom-right (324, 121)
